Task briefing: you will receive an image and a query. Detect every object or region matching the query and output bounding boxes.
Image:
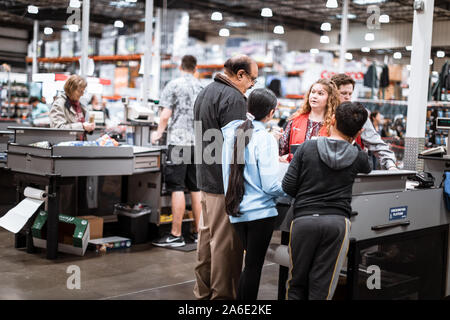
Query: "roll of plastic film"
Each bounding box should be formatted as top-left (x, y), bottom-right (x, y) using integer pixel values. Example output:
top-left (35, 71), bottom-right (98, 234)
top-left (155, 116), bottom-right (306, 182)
top-left (23, 187), bottom-right (47, 200)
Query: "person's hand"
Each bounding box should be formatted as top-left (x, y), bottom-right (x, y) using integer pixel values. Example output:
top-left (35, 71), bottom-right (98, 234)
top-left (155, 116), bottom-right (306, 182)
top-left (388, 166), bottom-right (399, 171)
top-left (151, 131), bottom-right (162, 144)
top-left (83, 122), bottom-right (95, 132)
top-left (279, 154), bottom-right (289, 163)
top-left (271, 127), bottom-right (284, 141)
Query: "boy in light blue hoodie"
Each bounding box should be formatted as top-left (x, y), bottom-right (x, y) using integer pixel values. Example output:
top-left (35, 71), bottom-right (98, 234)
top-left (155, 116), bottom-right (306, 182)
top-left (222, 88), bottom-right (286, 300)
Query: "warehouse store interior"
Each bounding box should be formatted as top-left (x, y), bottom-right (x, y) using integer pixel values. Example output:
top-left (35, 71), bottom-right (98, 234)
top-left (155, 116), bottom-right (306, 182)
top-left (0, 0), bottom-right (450, 302)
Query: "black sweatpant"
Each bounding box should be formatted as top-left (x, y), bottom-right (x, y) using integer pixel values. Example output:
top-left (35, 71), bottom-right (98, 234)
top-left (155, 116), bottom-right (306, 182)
top-left (286, 214), bottom-right (350, 300)
top-left (232, 216), bottom-right (276, 300)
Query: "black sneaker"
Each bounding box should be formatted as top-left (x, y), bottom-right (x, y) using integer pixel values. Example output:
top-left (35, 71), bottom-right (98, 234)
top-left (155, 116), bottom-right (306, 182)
top-left (192, 232), bottom-right (198, 243)
top-left (152, 233), bottom-right (185, 247)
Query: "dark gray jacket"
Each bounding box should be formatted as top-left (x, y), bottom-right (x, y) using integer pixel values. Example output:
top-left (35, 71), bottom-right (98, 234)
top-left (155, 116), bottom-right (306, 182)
top-left (282, 137), bottom-right (371, 218)
top-left (194, 74), bottom-right (246, 194)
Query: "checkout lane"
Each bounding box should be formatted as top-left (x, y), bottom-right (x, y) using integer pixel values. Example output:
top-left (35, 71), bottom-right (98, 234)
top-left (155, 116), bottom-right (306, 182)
top-left (5, 126), bottom-right (164, 259)
top-left (268, 164), bottom-right (450, 299)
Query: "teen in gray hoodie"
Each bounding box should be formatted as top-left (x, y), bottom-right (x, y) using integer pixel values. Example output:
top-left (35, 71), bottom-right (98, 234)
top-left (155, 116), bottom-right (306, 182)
top-left (282, 101), bottom-right (371, 300)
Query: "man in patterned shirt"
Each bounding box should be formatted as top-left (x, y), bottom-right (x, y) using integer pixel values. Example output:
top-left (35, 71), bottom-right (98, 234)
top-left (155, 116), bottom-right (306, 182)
top-left (151, 55), bottom-right (203, 247)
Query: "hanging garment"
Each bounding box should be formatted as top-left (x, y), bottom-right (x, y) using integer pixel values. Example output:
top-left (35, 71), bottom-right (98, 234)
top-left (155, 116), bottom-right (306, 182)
top-left (364, 64), bottom-right (378, 88)
top-left (379, 64), bottom-right (390, 88)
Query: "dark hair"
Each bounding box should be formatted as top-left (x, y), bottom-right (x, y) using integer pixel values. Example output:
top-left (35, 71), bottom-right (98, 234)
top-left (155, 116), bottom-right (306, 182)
top-left (335, 102), bottom-right (368, 138)
top-left (225, 89), bottom-right (278, 217)
top-left (369, 110), bottom-right (379, 123)
top-left (29, 96), bottom-right (39, 104)
top-left (181, 55), bottom-right (197, 72)
top-left (331, 73), bottom-right (355, 89)
top-left (224, 55), bottom-right (252, 76)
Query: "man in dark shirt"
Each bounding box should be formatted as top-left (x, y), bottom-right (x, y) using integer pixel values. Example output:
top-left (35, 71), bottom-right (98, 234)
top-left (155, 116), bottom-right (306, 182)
top-left (193, 55), bottom-right (258, 300)
top-left (282, 101), bottom-right (371, 300)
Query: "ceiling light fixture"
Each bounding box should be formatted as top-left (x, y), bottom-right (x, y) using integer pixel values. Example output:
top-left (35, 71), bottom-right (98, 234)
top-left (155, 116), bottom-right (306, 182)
top-left (320, 22), bottom-right (331, 31)
top-left (336, 14), bottom-right (356, 19)
top-left (273, 25), bottom-right (285, 34)
top-left (226, 22), bottom-right (247, 27)
top-left (326, 0), bottom-right (338, 8)
top-left (437, 51), bottom-right (445, 58)
top-left (320, 35), bottom-right (330, 43)
top-left (219, 28), bottom-right (230, 37)
top-left (361, 47), bottom-right (370, 52)
top-left (345, 52), bottom-right (353, 60)
top-left (379, 14), bottom-right (389, 23)
top-left (393, 52), bottom-right (402, 59)
top-left (365, 33), bottom-right (375, 41)
top-left (406, 45), bottom-right (413, 51)
top-left (310, 48), bottom-right (319, 54)
top-left (68, 24), bottom-right (79, 32)
top-left (261, 8), bottom-right (273, 17)
top-left (114, 20), bottom-right (124, 28)
top-left (69, 0), bottom-right (81, 8)
top-left (44, 27), bottom-right (53, 35)
top-left (211, 12), bottom-right (222, 21)
top-left (429, 59), bottom-right (433, 65)
top-left (28, 5), bottom-right (38, 14)
top-left (353, 0), bottom-right (386, 4)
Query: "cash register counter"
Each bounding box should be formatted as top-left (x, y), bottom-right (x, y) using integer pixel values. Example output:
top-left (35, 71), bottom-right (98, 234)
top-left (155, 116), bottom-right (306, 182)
top-left (269, 165), bottom-right (450, 300)
top-left (5, 127), bottom-right (164, 259)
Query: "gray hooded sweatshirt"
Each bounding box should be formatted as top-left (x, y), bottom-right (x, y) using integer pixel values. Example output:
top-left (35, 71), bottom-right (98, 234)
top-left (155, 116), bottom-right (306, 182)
top-left (282, 137), bottom-right (371, 218)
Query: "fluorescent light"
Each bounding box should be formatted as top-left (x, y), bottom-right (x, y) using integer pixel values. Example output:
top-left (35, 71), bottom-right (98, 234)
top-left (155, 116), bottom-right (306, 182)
top-left (365, 33), bottom-right (375, 41)
top-left (429, 59), bottom-right (433, 65)
top-left (326, 0), bottom-right (338, 8)
top-left (437, 51), bottom-right (445, 58)
top-left (68, 24), bottom-right (79, 32)
top-left (261, 8), bottom-right (273, 17)
top-left (28, 5), bottom-right (38, 14)
top-left (393, 52), bottom-right (402, 59)
top-left (219, 28), bottom-right (230, 37)
top-left (44, 27), bottom-right (53, 35)
top-left (321, 22), bottom-right (331, 31)
top-left (361, 47), bottom-right (370, 52)
top-left (406, 45), bottom-right (413, 51)
top-left (379, 14), bottom-right (389, 23)
top-left (336, 14), bottom-right (356, 19)
top-left (114, 20), bottom-right (124, 28)
top-left (320, 35), bottom-right (330, 44)
top-left (353, 0), bottom-right (386, 4)
top-left (345, 52), bottom-right (353, 60)
top-left (69, 0), bottom-right (81, 8)
top-left (310, 48), bottom-right (319, 54)
top-left (273, 25), bottom-right (285, 34)
top-left (226, 21), bottom-right (247, 27)
top-left (211, 12), bottom-right (222, 21)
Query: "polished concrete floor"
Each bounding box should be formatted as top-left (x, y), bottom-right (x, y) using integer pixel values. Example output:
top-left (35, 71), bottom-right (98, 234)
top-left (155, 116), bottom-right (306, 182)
top-left (0, 228), bottom-right (281, 300)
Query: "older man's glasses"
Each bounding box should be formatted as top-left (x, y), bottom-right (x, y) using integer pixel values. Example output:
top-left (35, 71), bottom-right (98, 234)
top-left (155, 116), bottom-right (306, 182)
top-left (244, 71), bottom-right (257, 84)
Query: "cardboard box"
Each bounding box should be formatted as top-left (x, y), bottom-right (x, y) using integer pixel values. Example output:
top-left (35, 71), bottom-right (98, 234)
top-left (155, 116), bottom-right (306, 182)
top-left (78, 215), bottom-right (103, 239)
top-left (88, 236), bottom-right (132, 253)
top-left (31, 211), bottom-right (90, 256)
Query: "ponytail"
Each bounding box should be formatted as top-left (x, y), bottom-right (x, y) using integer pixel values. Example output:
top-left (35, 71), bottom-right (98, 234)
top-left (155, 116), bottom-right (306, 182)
top-left (224, 88), bottom-right (277, 217)
top-left (225, 119), bottom-right (254, 217)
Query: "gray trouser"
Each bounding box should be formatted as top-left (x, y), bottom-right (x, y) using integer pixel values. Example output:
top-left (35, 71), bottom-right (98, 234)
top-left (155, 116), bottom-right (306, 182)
top-left (286, 214), bottom-right (351, 300)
